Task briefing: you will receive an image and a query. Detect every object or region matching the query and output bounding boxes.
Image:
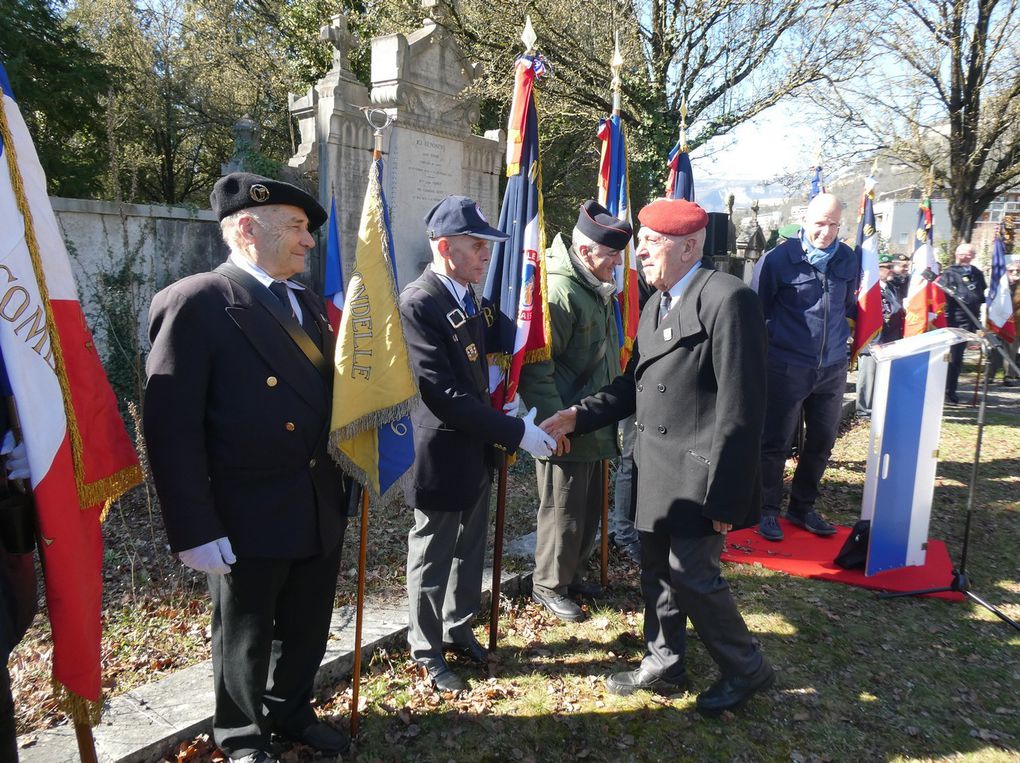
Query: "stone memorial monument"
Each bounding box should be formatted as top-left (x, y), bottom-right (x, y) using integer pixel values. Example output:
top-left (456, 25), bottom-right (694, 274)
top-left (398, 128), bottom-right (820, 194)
top-left (289, 3), bottom-right (504, 287)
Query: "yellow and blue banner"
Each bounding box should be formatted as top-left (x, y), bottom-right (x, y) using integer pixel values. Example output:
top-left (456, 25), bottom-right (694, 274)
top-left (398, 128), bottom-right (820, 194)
top-left (329, 158), bottom-right (417, 503)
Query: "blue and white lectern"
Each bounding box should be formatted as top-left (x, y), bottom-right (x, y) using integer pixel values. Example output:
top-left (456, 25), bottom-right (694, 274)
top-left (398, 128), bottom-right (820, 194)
top-left (860, 328), bottom-right (973, 576)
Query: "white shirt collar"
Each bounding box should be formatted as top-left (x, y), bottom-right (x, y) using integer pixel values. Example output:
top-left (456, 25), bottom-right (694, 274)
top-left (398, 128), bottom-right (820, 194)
top-left (663, 260), bottom-right (702, 308)
top-left (228, 252), bottom-right (306, 290)
top-left (431, 265), bottom-right (470, 304)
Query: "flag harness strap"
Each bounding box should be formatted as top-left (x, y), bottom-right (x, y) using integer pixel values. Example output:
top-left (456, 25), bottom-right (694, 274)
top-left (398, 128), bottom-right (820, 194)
top-left (215, 263), bottom-right (331, 379)
top-left (414, 278), bottom-right (489, 395)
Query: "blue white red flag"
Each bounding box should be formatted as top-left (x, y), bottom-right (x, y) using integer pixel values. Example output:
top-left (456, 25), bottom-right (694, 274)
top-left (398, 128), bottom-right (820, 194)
top-left (852, 176), bottom-right (882, 361)
top-left (323, 194), bottom-right (345, 334)
top-left (986, 226), bottom-right (1016, 343)
top-left (904, 198), bottom-right (946, 336)
top-left (0, 60), bottom-right (141, 723)
top-left (809, 165), bottom-right (825, 200)
top-left (596, 114), bottom-right (637, 368)
top-left (665, 138), bottom-right (694, 201)
top-left (483, 54), bottom-right (550, 407)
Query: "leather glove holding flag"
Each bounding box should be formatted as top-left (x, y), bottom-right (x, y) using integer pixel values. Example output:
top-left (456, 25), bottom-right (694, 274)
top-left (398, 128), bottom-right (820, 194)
top-left (1, 60), bottom-right (142, 724)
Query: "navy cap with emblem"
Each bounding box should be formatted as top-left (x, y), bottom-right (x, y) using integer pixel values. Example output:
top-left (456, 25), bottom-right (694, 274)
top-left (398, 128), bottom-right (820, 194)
top-left (210, 172), bottom-right (328, 232)
top-left (424, 195), bottom-right (509, 242)
top-left (576, 200), bottom-right (632, 251)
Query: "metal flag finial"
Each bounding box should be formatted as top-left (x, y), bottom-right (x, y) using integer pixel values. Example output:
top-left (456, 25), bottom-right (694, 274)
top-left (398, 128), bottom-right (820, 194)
top-left (361, 107), bottom-right (394, 158)
top-left (521, 16), bottom-right (537, 53)
top-left (870, 156), bottom-right (879, 178)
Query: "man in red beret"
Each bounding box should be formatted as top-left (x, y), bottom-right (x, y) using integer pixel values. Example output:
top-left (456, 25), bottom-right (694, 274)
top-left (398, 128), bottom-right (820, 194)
top-left (540, 197), bottom-right (774, 715)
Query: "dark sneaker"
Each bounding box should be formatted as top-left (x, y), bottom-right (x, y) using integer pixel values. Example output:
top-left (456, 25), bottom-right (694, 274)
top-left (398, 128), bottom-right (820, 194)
top-left (946, 393), bottom-right (960, 405)
top-left (617, 540), bottom-right (641, 564)
top-left (757, 514), bottom-right (783, 542)
top-left (787, 509), bottom-right (837, 536)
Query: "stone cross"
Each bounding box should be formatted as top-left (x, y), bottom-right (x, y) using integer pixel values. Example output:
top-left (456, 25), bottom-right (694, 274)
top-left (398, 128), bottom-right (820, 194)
top-left (321, 15), bottom-right (353, 71)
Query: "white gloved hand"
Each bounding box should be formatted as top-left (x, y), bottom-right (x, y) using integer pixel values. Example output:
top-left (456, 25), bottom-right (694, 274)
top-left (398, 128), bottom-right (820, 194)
top-left (1, 431), bottom-right (29, 481)
top-left (518, 407), bottom-right (556, 458)
top-left (502, 395), bottom-right (521, 418)
top-left (178, 537), bottom-right (236, 575)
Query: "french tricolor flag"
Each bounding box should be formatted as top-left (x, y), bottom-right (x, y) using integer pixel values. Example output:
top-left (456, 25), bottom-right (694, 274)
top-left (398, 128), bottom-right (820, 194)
top-left (851, 176), bottom-right (882, 361)
top-left (1, 60), bottom-right (140, 721)
top-left (986, 225), bottom-right (1016, 344)
top-left (324, 195), bottom-right (345, 334)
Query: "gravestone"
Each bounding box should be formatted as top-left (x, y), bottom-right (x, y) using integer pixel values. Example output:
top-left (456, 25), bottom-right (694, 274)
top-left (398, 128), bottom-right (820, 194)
top-left (288, 4), bottom-right (504, 288)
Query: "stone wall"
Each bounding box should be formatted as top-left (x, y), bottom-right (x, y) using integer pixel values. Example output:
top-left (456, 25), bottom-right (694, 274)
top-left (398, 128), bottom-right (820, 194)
top-left (52, 196), bottom-right (225, 362)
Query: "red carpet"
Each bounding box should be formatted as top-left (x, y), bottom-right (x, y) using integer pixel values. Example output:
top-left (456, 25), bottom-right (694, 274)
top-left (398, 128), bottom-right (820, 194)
top-left (721, 519), bottom-right (964, 602)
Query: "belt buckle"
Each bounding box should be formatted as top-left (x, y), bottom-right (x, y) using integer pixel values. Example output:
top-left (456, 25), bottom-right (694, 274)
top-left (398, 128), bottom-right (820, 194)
top-left (446, 308), bottom-right (467, 329)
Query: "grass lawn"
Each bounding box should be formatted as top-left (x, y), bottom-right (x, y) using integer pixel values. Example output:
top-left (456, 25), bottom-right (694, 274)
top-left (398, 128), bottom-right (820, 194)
top-left (14, 391), bottom-right (1020, 761)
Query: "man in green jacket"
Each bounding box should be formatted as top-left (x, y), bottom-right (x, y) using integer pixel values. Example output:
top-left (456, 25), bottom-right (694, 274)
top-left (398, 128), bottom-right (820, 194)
top-left (519, 200), bottom-right (632, 622)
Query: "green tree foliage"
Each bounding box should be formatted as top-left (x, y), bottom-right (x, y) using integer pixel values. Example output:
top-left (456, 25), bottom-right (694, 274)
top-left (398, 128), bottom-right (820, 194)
top-left (0, 0), bottom-right (112, 197)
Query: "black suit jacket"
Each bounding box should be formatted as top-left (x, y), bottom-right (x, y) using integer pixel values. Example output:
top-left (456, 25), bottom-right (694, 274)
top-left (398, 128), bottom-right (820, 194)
top-left (573, 261), bottom-right (767, 537)
top-left (399, 269), bottom-right (524, 513)
top-left (143, 270), bottom-right (347, 558)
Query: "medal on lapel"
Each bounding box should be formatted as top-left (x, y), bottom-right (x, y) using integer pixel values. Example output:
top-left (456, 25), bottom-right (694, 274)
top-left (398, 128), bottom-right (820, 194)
top-left (465, 343), bottom-right (479, 362)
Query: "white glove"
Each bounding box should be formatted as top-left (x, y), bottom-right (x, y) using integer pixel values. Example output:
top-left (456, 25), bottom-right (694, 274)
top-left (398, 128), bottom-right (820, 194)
top-left (178, 537), bottom-right (236, 575)
top-left (502, 395), bottom-right (521, 418)
top-left (1, 431), bottom-right (29, 481)
top-left (518, 407), bottom-right (556, 458)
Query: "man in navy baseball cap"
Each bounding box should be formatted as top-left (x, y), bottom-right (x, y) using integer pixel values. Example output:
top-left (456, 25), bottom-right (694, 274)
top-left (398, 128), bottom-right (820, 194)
top-left (397, 196), bottom-right (555, 692)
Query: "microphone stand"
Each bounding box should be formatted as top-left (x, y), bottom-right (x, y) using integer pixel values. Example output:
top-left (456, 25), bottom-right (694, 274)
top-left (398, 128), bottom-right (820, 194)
top-left (880, 270), bottom-right (1020, 631)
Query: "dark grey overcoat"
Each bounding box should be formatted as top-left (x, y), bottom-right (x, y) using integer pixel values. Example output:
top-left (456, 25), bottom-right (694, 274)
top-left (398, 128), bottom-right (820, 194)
top-left (574, 260), bottom-right (767, 537)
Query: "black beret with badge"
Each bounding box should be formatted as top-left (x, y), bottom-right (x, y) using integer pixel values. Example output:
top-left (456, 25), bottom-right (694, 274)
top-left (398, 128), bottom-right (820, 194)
top-left (210, 172), bottom-right (328, 232)
top-left (576, 199), bottom-right (633, 251)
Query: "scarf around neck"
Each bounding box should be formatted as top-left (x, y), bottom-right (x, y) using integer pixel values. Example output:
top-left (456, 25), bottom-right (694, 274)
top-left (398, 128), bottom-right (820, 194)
top-left (568, 246), bottom-right (617, 303)
top-left (801, 232), bottom-right (840, 273)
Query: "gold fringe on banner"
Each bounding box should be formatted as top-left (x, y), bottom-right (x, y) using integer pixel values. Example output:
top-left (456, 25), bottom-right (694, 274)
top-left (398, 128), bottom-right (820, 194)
top-left (52, 678), bottom-right (103, 727)
top-left (0, 91), bottom-right (143, 516)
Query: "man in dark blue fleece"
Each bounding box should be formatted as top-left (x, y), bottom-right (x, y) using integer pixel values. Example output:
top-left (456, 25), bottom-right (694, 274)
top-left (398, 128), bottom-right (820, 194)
top-left (753, 193), bottom-right (860, 542)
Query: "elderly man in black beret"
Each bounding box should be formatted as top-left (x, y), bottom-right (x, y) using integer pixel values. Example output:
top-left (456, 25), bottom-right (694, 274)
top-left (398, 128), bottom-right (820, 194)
top-left (518, 200), bottom-right (632, 622)
top-left (144, 173), bottom-right (351, 762)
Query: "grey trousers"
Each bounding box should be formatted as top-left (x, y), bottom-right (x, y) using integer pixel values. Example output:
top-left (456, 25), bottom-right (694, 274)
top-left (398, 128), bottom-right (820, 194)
top-left (639, 530), bottom-right (765, 681)
top-left (856, 352), bottom-right (876, 417)
top-left (610, 418), bottom-right (639, 547)
top-left (406, 484), bottom-right (490, 661)
top-left (987, 336), bottom-right (1020, 380)
top-left (534, 460), bottom-right (601, 595)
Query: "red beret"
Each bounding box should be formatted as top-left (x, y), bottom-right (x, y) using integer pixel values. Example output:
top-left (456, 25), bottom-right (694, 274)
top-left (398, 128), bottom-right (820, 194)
top-left (637, 198), bottom-right (708, 236)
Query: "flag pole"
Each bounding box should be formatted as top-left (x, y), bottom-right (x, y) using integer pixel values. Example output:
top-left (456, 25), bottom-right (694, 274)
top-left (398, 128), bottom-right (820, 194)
top-left (348, 111), bottom-right (391, 737)
top-left (349, 488), bottom-right (370, 737)
top-left (1, 394), bottom-right (98, 763)
top-left (489, 16), bottom-right (540, 651)
top-left (598, 34), bottom-right (625, 587)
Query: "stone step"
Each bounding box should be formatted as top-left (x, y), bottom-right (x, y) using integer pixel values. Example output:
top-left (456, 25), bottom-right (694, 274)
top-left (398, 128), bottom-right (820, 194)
top-left (18, 568), bottom-right (530, 763)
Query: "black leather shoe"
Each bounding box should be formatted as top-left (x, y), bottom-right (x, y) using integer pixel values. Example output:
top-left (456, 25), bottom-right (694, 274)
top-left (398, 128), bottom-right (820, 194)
top-left (230, 752), bottom-right (279, 763)
top-left (443, 634), bottom-right (489, 664)
top-left (416, 656), bottom-right (466, 692)
top-left (532, 588), bottom-right (585, 622)
top-left (757, 513), bottom-right (784, 541)
top-left (786, 509), bottom-right (837, 536)
top-left (946, 393), bottom-right (960, 405)
top-left (567, 580), bottom-right (603, 597)
top-left (277, 722), bottom-right (350, 755)
top-left (696, 664), bottom-right (775, 716)
top-left (605, 668), bottom-right (688, 697)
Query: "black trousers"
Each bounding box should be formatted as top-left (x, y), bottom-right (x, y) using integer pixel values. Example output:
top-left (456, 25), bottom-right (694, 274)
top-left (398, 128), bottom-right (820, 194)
top-left (208, 536), bottom-right (344, 757)
top-left (638, 530), bottom-right (765, 681)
